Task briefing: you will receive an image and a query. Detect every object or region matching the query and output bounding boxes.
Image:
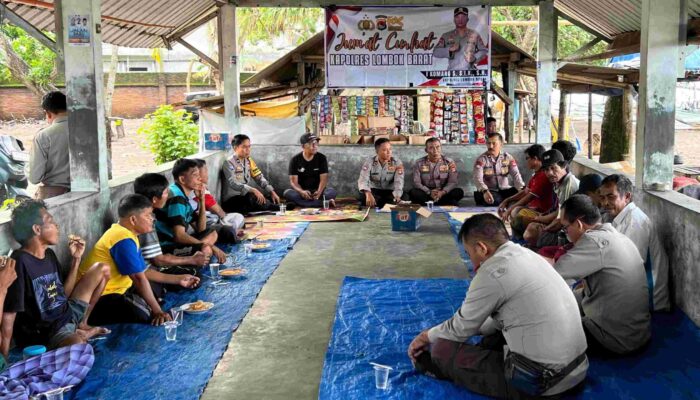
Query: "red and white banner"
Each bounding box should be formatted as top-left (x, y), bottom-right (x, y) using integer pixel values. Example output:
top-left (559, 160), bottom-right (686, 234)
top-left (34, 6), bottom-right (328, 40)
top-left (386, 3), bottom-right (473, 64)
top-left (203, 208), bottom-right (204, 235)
top-left (325, 6), bottom-right (491, 89)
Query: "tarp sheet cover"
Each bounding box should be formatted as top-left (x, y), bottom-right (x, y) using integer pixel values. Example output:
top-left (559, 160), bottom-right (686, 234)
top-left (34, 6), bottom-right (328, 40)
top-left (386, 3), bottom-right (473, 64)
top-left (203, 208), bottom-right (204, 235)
top-left (65, 223), bottom-right (308, 400)
top-left (320, 277), bottom-right (700, 400)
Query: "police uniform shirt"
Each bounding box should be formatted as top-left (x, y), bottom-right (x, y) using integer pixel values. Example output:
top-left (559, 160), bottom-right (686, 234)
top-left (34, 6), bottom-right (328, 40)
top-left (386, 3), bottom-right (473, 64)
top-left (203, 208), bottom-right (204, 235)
top-left (554, 223), bottom-right (651, 354)
top-left (222, 155), bottom-right (274, 199)
top-left (472, 151), bottom-right (525, 192)
top-left (412, 155), bottom-right (458, 194)
top-left (357, 156), bottom-right (404, 199)
top-left (433, 28), bottom-right (488, 70)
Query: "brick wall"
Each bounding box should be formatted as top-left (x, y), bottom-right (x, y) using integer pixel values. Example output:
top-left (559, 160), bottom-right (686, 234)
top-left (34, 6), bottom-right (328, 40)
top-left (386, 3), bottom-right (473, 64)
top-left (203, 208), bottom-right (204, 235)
top-left (0, 79), bottom-right (216, 120)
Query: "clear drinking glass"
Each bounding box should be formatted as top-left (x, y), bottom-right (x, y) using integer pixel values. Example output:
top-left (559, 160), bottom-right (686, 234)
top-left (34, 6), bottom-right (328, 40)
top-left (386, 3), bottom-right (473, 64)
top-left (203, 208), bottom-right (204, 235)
top-left (170, 307), bottom-right (183, 326)
top-left (373, 365), bottom-right (391, 390)
top-left (426, 201), bottom-right (434, 211)
top-left (164, 321), bottom-right (178, 341)
top-left (244, 242), bottom-right (253, 257)
top-left (279, 204), bottom-right (287, 215)
top-left (209, 263), bottom-right (220, 282)
top-left (323, 199), bottom-right (330, 210)
top-left (41, 388), bottom-right (64, 400)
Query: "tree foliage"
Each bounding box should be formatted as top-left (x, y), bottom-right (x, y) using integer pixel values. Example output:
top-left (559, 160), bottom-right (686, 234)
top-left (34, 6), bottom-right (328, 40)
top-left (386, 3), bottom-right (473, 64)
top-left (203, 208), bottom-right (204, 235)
top-left (137, 105), bottom-right (199, 164)
top-left (236, 8), bottom-right (323, 49)
top-left (0, 23), bottom-right (57, 95)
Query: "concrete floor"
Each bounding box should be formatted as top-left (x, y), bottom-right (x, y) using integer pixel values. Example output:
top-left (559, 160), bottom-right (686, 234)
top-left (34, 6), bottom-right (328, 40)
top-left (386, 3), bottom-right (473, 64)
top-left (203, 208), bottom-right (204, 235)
top-left (202, 212), bottom-right (468, 400)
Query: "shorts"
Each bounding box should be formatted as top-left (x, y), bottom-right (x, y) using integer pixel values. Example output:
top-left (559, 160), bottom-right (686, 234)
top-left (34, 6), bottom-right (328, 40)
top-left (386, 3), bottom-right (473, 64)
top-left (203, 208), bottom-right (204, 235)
top-left (87, 288), bottom-right (152, 326)
top-left (48, 298), bottom-right (89, 349)
top-left (161, 242), bottom-right (204, 257)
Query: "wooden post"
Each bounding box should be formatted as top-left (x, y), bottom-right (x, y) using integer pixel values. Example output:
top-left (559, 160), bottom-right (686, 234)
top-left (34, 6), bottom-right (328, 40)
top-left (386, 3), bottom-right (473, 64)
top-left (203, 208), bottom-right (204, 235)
top-left (558, 90), bottom-right (568, 141)
top-left (588, 90), bottom-right (593, 159)
top-left (219, 4), bottom-right (240, 137)
top-left (623, 85), bottom-right (635, 163)
top-left (518, 97), bottom-right (525, 143)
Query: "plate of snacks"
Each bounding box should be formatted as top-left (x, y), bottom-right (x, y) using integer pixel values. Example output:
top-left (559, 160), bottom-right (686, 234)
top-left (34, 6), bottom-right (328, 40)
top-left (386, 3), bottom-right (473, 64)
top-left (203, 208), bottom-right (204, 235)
top-left (300, 208), bottom-right (321, 215)
top-left (251, 243), bottom-right (271, 252)
top-left (181, 300), bottom-right (214, 314)
top-left (219, 268), bottom-right (247, 278)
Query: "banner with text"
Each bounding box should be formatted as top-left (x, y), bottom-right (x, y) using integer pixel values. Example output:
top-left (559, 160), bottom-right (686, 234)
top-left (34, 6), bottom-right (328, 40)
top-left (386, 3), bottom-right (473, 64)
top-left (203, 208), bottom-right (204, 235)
top-left (325, 6), bottom-right (491, 89)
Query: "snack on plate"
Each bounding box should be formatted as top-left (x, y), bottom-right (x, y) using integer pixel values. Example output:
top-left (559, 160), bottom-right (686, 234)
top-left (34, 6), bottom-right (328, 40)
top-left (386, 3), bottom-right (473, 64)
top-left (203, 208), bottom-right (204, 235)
top-left (189, 300), bottom-right (208, 311)
top-left (252, 243), bottom-right (270, 250)
top-left (220, 268), bottom-right (246, 277)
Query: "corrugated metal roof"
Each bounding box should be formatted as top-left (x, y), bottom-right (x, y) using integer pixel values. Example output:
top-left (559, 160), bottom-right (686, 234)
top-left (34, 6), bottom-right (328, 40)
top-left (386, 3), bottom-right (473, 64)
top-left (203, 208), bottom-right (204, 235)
top-left (4, 0), bottom-right (700, 49)
top-left (555, 0), bottom-right (700, 40)
top-left (1, 0), bottom-right (217, 48)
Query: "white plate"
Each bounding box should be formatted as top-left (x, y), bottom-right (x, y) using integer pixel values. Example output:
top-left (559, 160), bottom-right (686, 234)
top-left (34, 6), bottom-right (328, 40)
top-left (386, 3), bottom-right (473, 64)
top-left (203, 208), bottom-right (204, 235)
top-left (181, 301), bottom-right (214, 314)
top-left (219, 268), bottom-right (247, 278)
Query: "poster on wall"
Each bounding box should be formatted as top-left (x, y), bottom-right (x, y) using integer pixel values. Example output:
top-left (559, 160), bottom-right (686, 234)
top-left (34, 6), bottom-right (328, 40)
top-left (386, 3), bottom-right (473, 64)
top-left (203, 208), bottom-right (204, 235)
top-left (325, 6), bottom-right (491, 89)
top-left (68, 15), bottom-right (91, 46)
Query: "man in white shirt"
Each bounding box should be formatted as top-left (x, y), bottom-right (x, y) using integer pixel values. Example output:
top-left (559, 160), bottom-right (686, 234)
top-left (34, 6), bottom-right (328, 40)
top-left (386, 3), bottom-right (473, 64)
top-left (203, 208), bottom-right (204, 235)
top-left (599, 174), bottom-right (670, 312)
top-left (555, 195), bottom-right (651, 354)
top-left (408, 214), bottom-right (587, 398)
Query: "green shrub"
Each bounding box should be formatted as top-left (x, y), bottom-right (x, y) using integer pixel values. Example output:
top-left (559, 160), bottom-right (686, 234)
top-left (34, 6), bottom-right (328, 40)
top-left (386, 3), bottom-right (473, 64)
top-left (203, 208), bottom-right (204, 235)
top-left (138, 105), bottom-right (199, 164)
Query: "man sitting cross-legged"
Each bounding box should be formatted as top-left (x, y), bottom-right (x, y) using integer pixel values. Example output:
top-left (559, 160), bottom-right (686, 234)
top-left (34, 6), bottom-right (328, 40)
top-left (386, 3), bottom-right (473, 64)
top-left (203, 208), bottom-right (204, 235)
top-left (133, 173), bottom-right (203, 297)
top-left (155, 158), bottom-right (227, 264)
top-left (81, 194), bottom-right (172, 326)
top-left (409, 214), bottom-right (588, 399)
top-left (554, 194), bottom-right (651, 355)
top-left (1, 200), bottom-right (110, 358)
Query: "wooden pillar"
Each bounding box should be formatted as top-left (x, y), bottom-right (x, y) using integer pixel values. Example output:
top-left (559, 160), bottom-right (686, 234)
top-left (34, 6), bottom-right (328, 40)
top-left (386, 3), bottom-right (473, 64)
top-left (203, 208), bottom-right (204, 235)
top-left (536, 0), bottom-right (557, 144)
top-left (636, 0), bottom-right (681, 190)
top-left (61, 0), bottom-right (108, 192)
top-left (558, 90), bottom-right (568, 141)
top-left (588, 90), bottom-right (593, 159)
top-left (502, 63), bottom-right (517, 143)
top-left (219, 4), bottom-right (240, 136)
top-left (518, 97), bottom-right (525, 143)
top-left (623, 85), bottom-right (635, 163)
top-left (54, 0), bottom-right (65, 81)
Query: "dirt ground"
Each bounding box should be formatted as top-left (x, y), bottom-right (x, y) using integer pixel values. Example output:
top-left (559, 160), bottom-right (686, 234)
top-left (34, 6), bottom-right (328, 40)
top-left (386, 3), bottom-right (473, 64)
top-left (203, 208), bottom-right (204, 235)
top-left (1, 118), bottom-right (699, 186)
top-left (0, 118), bottom-right (157, 187)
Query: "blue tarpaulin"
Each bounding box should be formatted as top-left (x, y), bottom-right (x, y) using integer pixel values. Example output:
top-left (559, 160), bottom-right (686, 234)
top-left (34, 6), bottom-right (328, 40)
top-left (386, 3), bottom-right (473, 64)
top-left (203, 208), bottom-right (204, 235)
top-left (57, 223), bottom-right (309, 400)
top-left (320, 277), bottom-right (700, 400)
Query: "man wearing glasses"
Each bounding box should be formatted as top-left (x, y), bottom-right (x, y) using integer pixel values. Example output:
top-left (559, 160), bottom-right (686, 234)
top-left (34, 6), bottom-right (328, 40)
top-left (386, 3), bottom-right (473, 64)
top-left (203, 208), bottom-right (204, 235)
top-left (554, 194), bottom-right (651, 355)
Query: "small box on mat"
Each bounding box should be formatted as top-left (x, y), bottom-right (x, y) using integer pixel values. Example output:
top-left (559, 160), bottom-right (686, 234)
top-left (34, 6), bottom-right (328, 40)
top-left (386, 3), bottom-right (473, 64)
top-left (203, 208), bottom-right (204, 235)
top-left (384, 204), bottom-right (432, 232)
top-left (204, 133), bottom-right (231, 151)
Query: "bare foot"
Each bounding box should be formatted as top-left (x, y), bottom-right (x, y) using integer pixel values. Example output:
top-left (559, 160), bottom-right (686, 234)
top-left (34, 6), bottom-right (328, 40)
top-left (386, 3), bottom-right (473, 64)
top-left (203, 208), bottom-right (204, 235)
top-left (77, 326), bottom-right (111, 339)
top-left (329, 199), bottom-right (336, 208)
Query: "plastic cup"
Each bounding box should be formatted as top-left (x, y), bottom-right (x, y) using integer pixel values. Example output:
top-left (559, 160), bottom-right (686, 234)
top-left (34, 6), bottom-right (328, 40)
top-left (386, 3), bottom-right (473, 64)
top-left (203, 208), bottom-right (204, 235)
top-left (279, 204), bottom-right (287, 215)
top-left (426, 201), bottom-right (434, 211)
top-left (164, 321), bottom-right (178, 341)
top-left (41, 389), bottom-right (64, 400)
top-left (373, 365), bottom-right (391, 390)
top-left (170, 307), bottom-right (183, 326)
top-left (323, 199), bottom-right (330, 210)
top-left (244, 242), bottom-right (253, 257)
top-left (257, 219), bottom-right (264, 228)
top-left (209, 263), bottom-right (220, 282)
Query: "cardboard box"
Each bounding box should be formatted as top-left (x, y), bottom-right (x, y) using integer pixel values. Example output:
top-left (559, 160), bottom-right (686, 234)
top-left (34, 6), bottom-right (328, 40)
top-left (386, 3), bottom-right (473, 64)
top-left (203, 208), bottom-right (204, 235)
top-left (321, 135), bottom-right (348, 145)
top-left (385, 204), bottom-right (432, 232)
top-left (408, 135), bottom-right (431, 145)
top-left (389, 134), bottom-right (408, 145)
top-left (204, 133), bottom-right (231, 151)
top-left (368, 116), bottom-right (396, 129)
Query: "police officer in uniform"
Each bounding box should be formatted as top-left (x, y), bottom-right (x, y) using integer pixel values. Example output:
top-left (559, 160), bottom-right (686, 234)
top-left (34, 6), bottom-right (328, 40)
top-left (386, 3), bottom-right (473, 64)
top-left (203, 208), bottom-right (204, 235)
top-left (409, 138), bottom-right (464, 206)
top-left (473, 132), bottom-right (525, 206)
top-left (433, 7), bottom-right (488, 71)
top-left (358, 138), bottom-right (405, 208)
top-left (221, 134), bottom-right (281, 214)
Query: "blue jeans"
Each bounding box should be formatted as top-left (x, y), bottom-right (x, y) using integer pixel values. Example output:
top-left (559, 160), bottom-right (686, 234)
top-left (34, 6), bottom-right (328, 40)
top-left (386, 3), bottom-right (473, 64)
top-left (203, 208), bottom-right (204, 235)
top-left (283, 187), bottom-right (337, 208)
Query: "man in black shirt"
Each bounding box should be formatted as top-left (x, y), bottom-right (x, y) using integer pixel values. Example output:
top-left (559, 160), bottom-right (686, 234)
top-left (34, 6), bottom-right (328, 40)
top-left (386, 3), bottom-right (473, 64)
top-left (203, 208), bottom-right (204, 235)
top-left (283, 133), bottom-right (337, 208)
top-left (1, 200), bottom-right (111, 356)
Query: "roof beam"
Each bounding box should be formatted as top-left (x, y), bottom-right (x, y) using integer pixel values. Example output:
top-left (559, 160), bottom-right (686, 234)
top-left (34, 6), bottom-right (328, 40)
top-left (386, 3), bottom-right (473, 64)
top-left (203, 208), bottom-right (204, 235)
top-left (0, 2), bottom-right (56, 52)
top-left (556, 9), bottom-right (612, 43)
top-left (175, 37), bottom-right (219, 72)
top-left (562, 37), bottom-right (602, 61)
top-left (234, 0), bottom-right (539, 6)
